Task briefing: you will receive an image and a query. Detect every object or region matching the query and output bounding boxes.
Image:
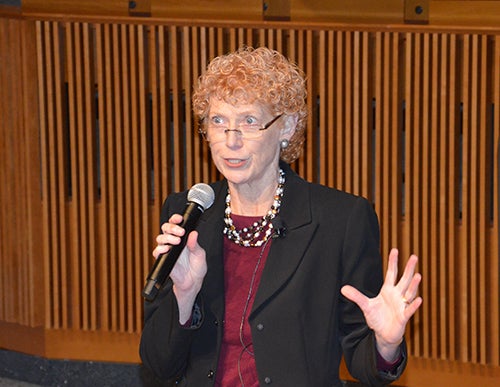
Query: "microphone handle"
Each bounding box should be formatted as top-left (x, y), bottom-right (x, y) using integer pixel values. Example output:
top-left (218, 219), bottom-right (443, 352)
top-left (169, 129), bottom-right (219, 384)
top-left (142, 202), bottom-right (203, 301)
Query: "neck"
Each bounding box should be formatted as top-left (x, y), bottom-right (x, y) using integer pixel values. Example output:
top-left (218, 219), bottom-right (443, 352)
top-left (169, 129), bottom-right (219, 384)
top-left (228, 171), bottom-right (281, 216)
top-left (229, 186), bottom-right (277, 216)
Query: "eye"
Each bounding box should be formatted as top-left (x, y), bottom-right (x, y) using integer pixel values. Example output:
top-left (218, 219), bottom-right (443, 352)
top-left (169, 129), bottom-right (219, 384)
top-left (210, 116), bottom-right (225, 126)
top-left (244, 116), bottom-right (258, 125)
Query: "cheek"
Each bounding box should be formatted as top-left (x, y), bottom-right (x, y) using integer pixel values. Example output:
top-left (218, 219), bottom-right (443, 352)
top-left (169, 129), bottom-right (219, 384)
top-left (257, 139), bottom-right (280, 160)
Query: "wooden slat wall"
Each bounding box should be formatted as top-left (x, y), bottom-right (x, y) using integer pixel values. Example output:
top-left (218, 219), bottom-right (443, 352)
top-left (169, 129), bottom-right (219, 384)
top-left (1, 14), bottom-right (499, 380)
top-left (35, 20), bottom-right (155, 333)
top-left (401, 31), bottom-right (500, 365)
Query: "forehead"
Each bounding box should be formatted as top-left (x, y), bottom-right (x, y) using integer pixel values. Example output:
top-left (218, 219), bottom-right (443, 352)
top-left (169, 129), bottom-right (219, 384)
top-left (207, 97), bottom-right (270, 117)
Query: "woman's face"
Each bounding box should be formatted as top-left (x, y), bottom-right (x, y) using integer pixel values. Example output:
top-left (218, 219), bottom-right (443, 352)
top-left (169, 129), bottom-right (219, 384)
top-left (206, 98), bottom-right (290, 191)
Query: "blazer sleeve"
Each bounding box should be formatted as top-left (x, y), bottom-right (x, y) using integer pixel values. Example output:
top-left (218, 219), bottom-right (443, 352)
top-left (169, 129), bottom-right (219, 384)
top-left (139, 193), bottom-right (198, 382)
top-left (339, 196), bottom-right (407, 385)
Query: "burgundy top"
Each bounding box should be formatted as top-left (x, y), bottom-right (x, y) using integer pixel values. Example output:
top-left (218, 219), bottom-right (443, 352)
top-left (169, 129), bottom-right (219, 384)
top-left (215, 215), bottom-right (271, 386)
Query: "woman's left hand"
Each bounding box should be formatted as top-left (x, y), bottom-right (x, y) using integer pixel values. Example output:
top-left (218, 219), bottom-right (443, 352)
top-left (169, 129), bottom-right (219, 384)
top-left (341, 248), bottom-right (422, 361)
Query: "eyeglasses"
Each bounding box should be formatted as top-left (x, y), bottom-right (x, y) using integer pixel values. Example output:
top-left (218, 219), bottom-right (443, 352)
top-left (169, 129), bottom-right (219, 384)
top-left (199, 114), bottom-right (283, 142)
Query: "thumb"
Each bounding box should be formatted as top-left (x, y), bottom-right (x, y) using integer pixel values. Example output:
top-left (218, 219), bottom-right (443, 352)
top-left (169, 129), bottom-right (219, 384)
top-left (341, 285), bottom-right (369, 310)
top-left (186, 231), bottom-right (201, 252)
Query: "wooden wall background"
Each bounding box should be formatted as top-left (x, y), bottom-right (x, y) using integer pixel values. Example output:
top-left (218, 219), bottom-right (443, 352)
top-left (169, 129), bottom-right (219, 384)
top-left (18, 0), bottom-right (500, 26)
top-left (1, 2), bottom-right (499, 386)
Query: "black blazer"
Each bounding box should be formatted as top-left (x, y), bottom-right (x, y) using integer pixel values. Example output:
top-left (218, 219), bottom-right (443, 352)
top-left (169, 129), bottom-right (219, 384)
top-left (140, 163), bottom-right (407, 386)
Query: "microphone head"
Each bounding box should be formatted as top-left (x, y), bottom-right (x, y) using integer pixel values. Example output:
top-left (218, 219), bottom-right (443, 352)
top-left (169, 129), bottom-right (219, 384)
top-left (187, 183), bottom-right (215, 210)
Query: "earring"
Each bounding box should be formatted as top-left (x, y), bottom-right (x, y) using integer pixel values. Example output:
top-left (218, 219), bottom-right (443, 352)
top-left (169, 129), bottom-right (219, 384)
top-left (280, 139), bottom-right (289, 150)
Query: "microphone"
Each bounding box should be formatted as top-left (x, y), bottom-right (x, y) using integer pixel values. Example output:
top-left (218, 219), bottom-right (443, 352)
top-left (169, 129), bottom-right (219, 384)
top-left (271, 216), bottom-right (287, 238)
top-left (142, 183), bottom-right (215, 301)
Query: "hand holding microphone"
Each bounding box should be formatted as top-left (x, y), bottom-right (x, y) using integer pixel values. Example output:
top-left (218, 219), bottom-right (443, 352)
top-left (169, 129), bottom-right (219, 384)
top-left (142, 183), bottom-right (215, 301)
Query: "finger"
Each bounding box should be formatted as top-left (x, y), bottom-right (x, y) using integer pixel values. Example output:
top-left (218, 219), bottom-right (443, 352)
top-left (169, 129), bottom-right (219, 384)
top-left (168, 213), bottom-right (184, 225)
top-left (402, 272), bottom-right (422, 303)
top-left (156, 232), bottom-right (182, 248)
top-left (341, 285), bottom-right (369, 310)
top-left (398, 254), bottom-right (419, 293)
top-left (161, 220), bottom-right (186, 238)
top-left (383, 248), bottom-right (399, 286)
top-left (152, 244), bottom-right (170, 259)
top-left (403, 296), bottom-right (423, 320)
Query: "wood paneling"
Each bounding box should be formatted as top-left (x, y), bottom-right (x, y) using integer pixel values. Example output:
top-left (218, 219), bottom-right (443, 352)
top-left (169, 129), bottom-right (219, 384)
top-left (150, 0), bottom-right (263, 21)
top-left (22, 0), bottom-right (129, 17)
top-left (291, 0), bottom-right (404, 23)
top-left (20, 0), bottom-right (500, 26)
top-left (1, 11), bottom-right (499, 385)
top-left (431, 1), bottom-right (500, 26)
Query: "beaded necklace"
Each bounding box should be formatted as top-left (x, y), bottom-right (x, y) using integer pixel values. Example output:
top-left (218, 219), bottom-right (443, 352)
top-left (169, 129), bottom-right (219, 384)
top-left (223, 169), bottom-right (285, 247)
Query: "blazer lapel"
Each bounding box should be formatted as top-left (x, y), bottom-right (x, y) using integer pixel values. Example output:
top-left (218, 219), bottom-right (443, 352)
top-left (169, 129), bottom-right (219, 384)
top-left (251, 166), bottom-right (317, 314)
top-left (197, 180), bottom-right (227, 319)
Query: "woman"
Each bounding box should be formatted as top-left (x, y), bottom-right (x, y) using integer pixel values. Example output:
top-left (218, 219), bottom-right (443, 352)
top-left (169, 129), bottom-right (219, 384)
top-left (140, 46), bottom-right (422, 386)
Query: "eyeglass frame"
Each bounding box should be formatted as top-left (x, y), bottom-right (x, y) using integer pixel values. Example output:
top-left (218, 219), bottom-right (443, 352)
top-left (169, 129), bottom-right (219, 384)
top-left (198, 113), bottom-right (283, 141)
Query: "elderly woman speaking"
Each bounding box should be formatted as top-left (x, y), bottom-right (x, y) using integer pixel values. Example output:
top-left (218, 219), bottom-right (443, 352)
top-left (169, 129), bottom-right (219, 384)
top-left (140, 46), bottom-right (422, 387)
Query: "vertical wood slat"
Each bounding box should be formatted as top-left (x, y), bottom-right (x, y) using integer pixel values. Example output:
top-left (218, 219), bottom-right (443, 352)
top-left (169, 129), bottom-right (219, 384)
top-left (373, 32), bottom-right (402, 263)
top-left (318, 30), bottom-right (327, 186)
top-left (67, 21), bottom-right (78, 330)
top-left (422, 32), bottom-right (432, 358)
top-left (493, 34), bottom-right (500, 367)
top-left (129, 23), bottom-right (139, 330)
top-left (118, 23), bottom-right (129, 333)
top-left (403, 30), bottom-right (420, 356)
top-left (138, 24), bottom-right (151, 334)
top-left (45, 21), bottom-right (64, 330)
top-left (436, 33), bottom-right (445, 359)
top-left (0, 18), bottom-right (43, 328)
top-left (446, 33), bottom-right (458, 362)
top-left (94, 23), bottom-right (110, 331)
top-left (183, 26), bottom-right (194, 186)
top-left (351, 31), bottom-right (359, 196)
top-left (54, 24), bottom-right (70, 328)
top-left (154, 25), bottom-right (169, 224)
top-left (84, 20), bottom-right (97, 331)
top-left (429, 33), bottom-right (438, 359)
top-left (107, 23), bottom-right (119, 332)
top-left (476, 34), bottom-right (488, 365)
top-left (466, 32), bottom-right (477, 360)
top-left (3, 18), bottom-right (497, 368)
top-left (461, 34), bottom-right (473, 362)
top-left (326, 30), bottom-right (334, 189)
top-left (0, 19), bottom-right (12, 323)
top-left (437, 33), bottom-right (453, 361)
top-left (170, 25), bottom-right (183, 193)
top-left (17, 21), bottom-right (43, 327)
top-left (335, 31), bottom-right (344, 189)
top-left (35, 20), bottom-right (52, 330)
top-left (108, 23), bottom-right (120, 332)
top-left (191, 26), bottom-right (203, 185)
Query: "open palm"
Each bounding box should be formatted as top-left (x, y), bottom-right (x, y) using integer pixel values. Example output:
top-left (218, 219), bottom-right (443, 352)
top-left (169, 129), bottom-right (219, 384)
top-left (341, 248), bottom-right (422, 360)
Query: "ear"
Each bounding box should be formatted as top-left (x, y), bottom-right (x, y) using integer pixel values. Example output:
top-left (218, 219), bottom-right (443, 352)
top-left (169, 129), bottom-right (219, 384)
top-left (280, 114), bottom-right (298, 140)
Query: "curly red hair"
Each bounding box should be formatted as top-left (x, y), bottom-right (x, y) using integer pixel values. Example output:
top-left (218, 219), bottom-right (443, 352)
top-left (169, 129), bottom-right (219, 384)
top-left (192, 46), bottom-right (307, 163)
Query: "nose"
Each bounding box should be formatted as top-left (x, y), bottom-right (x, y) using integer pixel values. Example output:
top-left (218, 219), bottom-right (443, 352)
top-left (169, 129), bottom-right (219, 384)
top-left (224, 129), bottom-right (243, 148)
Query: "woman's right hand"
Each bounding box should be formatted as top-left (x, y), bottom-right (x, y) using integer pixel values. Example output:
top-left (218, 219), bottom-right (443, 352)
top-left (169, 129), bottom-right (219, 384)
top-left (153, 214), bottom-right (207, 324)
